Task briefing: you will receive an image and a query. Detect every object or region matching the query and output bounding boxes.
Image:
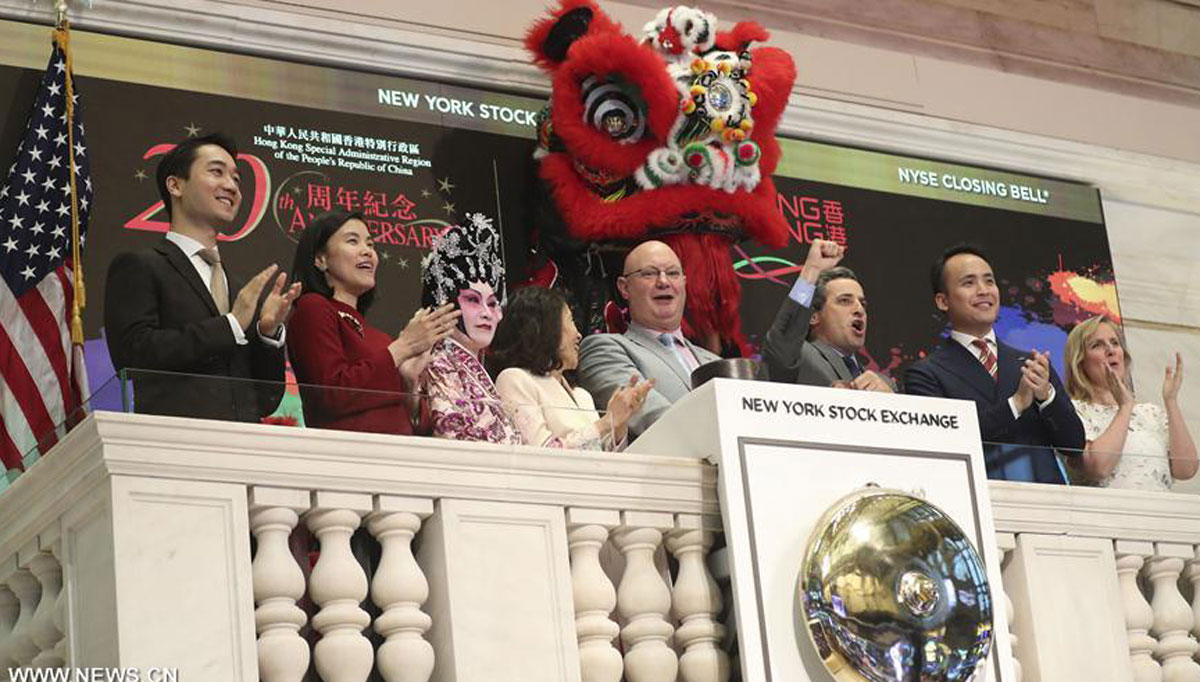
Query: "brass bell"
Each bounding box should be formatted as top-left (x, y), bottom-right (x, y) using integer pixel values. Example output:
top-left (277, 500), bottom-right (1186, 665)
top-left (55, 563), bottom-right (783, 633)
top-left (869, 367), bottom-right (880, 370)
top-left (798, 488), bottom-right (994, 682)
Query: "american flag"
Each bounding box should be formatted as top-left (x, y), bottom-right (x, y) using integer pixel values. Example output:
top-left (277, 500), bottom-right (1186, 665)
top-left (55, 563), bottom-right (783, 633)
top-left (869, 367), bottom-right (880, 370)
top-left (0, 29), bottom-right (91, 471)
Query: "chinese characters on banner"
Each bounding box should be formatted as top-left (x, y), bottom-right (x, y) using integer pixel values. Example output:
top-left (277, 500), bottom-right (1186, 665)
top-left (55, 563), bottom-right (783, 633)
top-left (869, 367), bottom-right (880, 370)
top-left (777, 193), bottom-right (849, 246)
top-left (260, 124), bottom-right (421, 155)
top-left (275, 179), bottom-right (445, 249)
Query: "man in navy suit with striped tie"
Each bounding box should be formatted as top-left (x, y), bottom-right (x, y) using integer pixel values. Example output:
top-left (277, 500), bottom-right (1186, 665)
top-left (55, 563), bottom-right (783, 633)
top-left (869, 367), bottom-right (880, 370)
top-left (904, 244), bottom-right (1085, 483)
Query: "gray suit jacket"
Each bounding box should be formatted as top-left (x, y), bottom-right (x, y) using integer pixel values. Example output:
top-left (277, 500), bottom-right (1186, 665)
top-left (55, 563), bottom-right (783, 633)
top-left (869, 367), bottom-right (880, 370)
top-left (762, 297), bottom-right (893, 388)
top-left (796, 339), bottom-right (855, 386)
top-left (576, 325), bottom-right (721, 438)
top-left (762, 296), bottom-right (813, 383)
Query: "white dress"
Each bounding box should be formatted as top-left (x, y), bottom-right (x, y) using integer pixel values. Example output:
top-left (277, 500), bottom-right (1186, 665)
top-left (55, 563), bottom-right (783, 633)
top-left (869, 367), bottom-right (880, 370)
top-left (1071, 400), bottom-right (1171, 491)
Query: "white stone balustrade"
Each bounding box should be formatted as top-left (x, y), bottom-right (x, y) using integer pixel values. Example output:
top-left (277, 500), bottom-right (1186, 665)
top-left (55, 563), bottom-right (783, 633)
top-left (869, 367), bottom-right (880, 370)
top-left (0, 413), bottom-right (718, 679)
top-left (705, 546), bottom-right (738, 677)
top-left (367, 495), bottom-right (434, 682)
top-left (667, 519), bottom-right (727, 682)
top-left (995, 533), bottom-right (1023, 682)
top-left (1117, 542), bottom-right (1162, 682)
top-left (990, 483), bottom-right (1200, 682)
top-left (250, 487), bottom-right (311, 682)
top-left (566, 509), bottom-right (622, 682)
top-left (27, 542), bottom-right (64, 669)
top-left (613, 512), bottom-right (678, 682)
top-left (0, 585), bottom-right (18, 671)
top-left (7, 567), bottom-right (40, 668)
top-left (1147, 548), bottom-right (1200, 682)
top-left (10, 412), bottom-right (1200, 682)
top-left (307, 491), bottom-right (374, 682)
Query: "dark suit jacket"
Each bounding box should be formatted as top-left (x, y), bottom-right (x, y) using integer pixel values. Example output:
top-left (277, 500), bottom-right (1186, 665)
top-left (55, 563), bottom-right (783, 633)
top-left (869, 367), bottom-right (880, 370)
top-left (904, 339), bottom-right (1085, 484)
top-left (104, 239), bottom-right (285, 422)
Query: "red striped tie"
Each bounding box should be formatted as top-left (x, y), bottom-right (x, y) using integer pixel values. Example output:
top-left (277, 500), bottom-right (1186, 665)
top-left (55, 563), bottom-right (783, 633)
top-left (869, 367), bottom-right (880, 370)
top-left (971, 338), bottom-right (998, 380)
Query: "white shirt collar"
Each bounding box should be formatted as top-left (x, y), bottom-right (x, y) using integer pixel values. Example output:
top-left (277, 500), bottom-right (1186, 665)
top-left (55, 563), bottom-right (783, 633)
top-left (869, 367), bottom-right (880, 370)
top-left (165, 230), bottom-right (213, 259)
top-left (949, 328), bottom-right (996, 352)
top-left (631, 322), bottom-right (684, 343)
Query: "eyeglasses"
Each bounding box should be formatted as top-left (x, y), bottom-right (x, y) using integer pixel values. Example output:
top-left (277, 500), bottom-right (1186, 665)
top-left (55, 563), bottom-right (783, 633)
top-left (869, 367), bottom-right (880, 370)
top-left (621, 267), bottom-right (685, 282)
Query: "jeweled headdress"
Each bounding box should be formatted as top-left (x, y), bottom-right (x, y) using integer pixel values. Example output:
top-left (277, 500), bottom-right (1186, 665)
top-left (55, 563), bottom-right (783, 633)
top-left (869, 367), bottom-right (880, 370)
top-left (421, 212), bottom-right (507, 308)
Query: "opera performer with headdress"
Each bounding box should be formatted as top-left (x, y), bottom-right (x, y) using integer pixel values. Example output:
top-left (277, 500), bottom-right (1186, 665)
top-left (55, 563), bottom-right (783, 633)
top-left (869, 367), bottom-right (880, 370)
top-left (420, 213), bottom-right (523, 444)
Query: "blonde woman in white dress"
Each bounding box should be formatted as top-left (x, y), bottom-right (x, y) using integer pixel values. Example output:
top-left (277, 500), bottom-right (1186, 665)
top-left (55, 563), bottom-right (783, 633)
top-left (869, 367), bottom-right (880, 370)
top-left (490, 286), bottom-right (653, 451)
top-left (1063, 315), bottom-right (1198, 490)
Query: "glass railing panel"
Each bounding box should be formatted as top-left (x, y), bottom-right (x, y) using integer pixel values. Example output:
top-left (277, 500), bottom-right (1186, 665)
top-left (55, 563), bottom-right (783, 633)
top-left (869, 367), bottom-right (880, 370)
top-left (6, 368), bottom-right (628, 490)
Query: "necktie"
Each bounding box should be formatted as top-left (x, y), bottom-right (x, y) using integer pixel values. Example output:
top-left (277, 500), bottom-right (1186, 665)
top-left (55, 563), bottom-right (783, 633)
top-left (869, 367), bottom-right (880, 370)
top-left (971, 338), bottom-right (998, 379)
top-left (842, 354), bottom-right (861, 378)
top-left (658, 333), bottom-right (692, 372)
top-left (197, 247), bottom-right (230, 314)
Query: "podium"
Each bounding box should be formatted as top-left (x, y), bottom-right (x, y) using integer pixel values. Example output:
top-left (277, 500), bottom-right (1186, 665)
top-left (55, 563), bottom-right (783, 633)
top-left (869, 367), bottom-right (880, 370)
top-left (629, 378), bottom-right (1016, 682)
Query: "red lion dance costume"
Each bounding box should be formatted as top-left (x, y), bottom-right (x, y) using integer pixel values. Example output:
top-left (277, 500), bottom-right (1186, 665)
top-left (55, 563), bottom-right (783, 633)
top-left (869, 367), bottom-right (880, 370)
top-left (525, 1), bottom-right (796, 354)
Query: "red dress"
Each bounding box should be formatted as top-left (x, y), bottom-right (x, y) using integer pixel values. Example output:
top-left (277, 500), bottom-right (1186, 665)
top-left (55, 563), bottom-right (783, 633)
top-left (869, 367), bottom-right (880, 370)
top-left (287, 292), bottom-right (414, 434)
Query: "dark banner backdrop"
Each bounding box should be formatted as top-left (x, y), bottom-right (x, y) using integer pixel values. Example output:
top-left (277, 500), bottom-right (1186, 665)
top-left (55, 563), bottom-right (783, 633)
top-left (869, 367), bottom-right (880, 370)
top-left (740, 176), bottom-right (1116, 379)
top-left (0, 21), bottom-right (1120, 410)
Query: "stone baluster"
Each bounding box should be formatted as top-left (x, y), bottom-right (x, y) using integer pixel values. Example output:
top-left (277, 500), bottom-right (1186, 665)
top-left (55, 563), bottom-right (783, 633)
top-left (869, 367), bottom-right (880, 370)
top-left (7, 563), bottom-right (42, 668)
top-left (1114, 543), bottom-right (1161, 682)
top-left (996, 533), bottom-right (1023, 682)
top-left (367, 495), bottom-right (434, 682)
top-left (28, 544), bottom-right (63, 668)
top-left (1187, 548), bottom-right (1200, 671)
top-left (706, 544), bottom-right (739, 675)
top-left (1123, 554), bottom-right (1161, 682)
top-left (1146, 545), bottom-right (1200, 682)
top-left (566, 509), bottom-right (622, 682)
top-left (307, 491), bottom-right (374, 682)
top-left (0, 583), bottom-right (19, 670)
top-left (613, 511), bottom-right (677, 682)
top-left (52, 547), bottom-right (67, 667)
top-left (667, 516), bottom-right (728, 682)
top-left (250, 487), bottom-right (311, 682)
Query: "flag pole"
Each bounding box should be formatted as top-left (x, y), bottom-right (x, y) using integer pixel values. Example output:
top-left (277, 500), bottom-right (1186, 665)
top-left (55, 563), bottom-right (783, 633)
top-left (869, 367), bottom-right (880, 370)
top-left (54, 1), bottom-right (85, 345)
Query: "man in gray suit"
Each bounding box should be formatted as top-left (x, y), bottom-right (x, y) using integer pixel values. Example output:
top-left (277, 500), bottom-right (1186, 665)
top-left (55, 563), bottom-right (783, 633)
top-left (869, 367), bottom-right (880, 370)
top-left (763, 239), bottom-right (893, 392)
top-left (577, 240), bottom-right (720, 437)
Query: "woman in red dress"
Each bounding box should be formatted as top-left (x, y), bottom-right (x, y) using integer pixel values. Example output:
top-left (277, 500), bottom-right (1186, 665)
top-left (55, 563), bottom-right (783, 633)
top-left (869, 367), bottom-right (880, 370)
top-left (288, 209), bottom-right (459, 434)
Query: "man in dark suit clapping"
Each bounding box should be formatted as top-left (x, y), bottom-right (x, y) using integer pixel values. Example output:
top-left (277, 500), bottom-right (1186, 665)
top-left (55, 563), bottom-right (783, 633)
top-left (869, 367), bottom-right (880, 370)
top-left (104, 133), bottom-right (300, 422)
top-left (904, 244), bottom-right (1085, 483)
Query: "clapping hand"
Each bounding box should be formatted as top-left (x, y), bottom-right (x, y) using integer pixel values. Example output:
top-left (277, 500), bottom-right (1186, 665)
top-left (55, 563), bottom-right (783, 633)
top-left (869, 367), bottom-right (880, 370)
top-left (398, 349), bottom-right (434, 389)
top-left (800, 239), bottom-right (845, 284)
top-left (1020, 350), bottom-right (1053, 403)
top-left (397, 304), bottom-right (461, 355)
top-left (257, 269), bottom-right (302, 338)
top-left (234, 264), bottom-right (299, 333)
top-left (390, 304), bottom-right (460, 370)
top-left (1162, 352), bottom-right (1184, 406)
top-left (607, 374), bottom-right (655, 431)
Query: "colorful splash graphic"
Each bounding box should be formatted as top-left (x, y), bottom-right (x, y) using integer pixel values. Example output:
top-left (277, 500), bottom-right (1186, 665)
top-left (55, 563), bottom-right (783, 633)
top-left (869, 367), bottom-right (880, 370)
top-left (1048, 270), bottom-right (1121, 324)
top-left (982, 266), bottom-right (1119, 377)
